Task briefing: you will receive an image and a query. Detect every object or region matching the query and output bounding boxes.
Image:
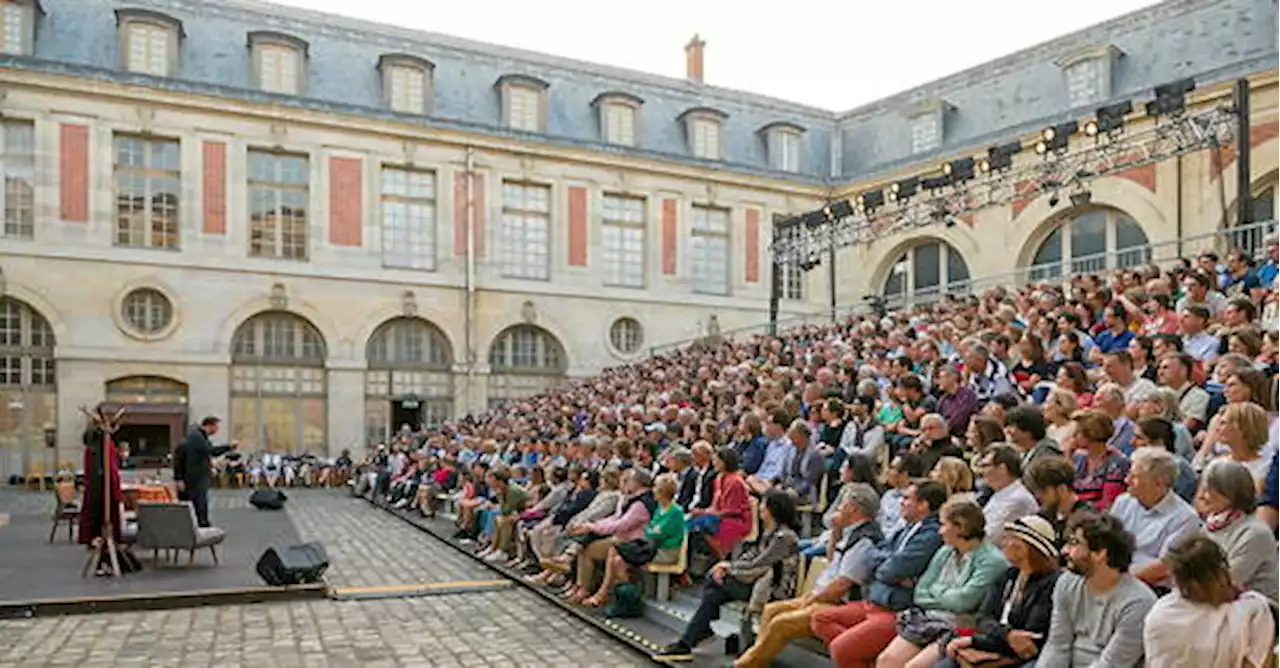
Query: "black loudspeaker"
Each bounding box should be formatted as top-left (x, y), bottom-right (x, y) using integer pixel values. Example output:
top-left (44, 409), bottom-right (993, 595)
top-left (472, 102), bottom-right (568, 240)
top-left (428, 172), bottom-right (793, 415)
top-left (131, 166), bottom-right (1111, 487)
top-left (256, 542), bottom-right (329, 586)
top-left (249, 489), bottom-right (287, 510)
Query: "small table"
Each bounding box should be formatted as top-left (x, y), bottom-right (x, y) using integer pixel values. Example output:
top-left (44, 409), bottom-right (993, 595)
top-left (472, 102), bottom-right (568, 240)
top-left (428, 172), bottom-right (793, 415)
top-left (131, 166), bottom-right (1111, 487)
top-left (121, 484), bottom-right (175, 510)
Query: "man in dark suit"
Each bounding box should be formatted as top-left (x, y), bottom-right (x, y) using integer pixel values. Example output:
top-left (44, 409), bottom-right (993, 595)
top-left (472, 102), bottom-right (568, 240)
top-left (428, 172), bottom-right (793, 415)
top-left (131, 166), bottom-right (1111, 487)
top-left (174, 416), bottom-right (235, 527)
top-left (684, 441), bottom-right (717, 511)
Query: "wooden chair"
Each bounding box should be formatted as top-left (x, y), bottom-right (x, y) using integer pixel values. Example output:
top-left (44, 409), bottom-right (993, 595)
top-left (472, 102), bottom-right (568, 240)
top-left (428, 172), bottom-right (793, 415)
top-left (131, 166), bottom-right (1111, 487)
top-left (25, 461), bottom-right (47, 492)
top-left (644, 531), bottom-right (689, 601)
top-left (797, 556), bottom-right (828, 598)
top-left (48, 477), bottom-right (79, 543)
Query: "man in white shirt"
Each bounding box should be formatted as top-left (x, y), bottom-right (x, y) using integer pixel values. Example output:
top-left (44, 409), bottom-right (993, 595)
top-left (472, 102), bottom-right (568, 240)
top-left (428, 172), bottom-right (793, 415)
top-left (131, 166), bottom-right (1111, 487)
top-left (734, 484), bottom-right (883, 668)
top-left (1179, 306), bottom-right (1221, 364)
top-left (1155, 352), bottom-right (1211, 432)
top-left (1102, 350), bottom-right (1157, 404)
top-left (978, 444), bottom-right (1040, 542)
top-left (1109, 447), bottom-right (1202, 590)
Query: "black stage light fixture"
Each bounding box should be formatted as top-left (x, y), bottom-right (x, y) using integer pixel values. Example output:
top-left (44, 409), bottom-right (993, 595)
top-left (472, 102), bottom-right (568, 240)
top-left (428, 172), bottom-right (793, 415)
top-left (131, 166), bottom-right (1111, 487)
top-left (1034, 121), bottom-right (1078, 155)
top-left (979, 141), bottom-right (1023, 173)
top-left (801, 210), bottom-right (826, 229)
top-left (857, 189), bottom-right (885, 212)
top-left (823, 199), bottom-right (855, 220)
top-left (1084, 100), bottom-right (1133, 137)
top-left (887, 177), bottom-right (920, 203)
top-left (921, 175), bottom-right (950, 191)
top-left (942, 157), bottom-right (976, 184)
top-left (774, 215), bottom-right (800, 233)
top-left (1145, 78), bottom-right (1195, 118)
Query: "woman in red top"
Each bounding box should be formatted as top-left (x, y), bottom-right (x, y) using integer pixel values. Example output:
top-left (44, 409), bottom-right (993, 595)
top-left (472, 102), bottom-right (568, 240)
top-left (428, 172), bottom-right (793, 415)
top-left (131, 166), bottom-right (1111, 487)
top-left (691, 447), bottom-right (752, 557)
top-left (1056, 362), bottom-right (1094, 409)
top-left (1069, 410), bottom-right (1130, 512)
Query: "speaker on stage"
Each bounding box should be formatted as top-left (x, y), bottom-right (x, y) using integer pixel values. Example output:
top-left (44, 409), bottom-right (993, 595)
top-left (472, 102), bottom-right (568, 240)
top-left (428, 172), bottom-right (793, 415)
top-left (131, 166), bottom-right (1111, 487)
top-left (249, 488), bottom-right (287, 510)
top-left (256, 542), bottom-right (329, 586)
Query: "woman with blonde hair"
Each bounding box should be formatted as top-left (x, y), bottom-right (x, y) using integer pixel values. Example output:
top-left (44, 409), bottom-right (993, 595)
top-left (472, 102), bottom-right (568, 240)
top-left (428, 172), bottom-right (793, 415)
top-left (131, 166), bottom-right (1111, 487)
top-left (1041, 388), bottom-right (1078, 447)
top-left (580, 472), bottom-right (686, 607)
top-left (930, 456), bottom-right (975, 503)
top-left (1196, 403), bottom-right (1272, 488)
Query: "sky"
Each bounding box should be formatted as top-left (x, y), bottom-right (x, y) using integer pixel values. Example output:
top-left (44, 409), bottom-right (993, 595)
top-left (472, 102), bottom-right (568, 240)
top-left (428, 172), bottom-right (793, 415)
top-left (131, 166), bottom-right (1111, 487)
top-left (271, 0), bottom-right (1161, 111)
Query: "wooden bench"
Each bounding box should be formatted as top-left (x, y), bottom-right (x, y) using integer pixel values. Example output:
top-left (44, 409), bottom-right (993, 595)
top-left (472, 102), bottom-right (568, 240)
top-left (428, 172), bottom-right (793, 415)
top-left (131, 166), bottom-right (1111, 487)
top-left (644, 531), bottom-right (689, 602)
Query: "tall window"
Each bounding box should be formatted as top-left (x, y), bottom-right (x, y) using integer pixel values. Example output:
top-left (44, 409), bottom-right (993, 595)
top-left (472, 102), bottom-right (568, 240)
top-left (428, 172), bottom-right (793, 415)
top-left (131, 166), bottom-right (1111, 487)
top-left (0, 120), bottom-right (33, 240)
top-left (0, 297), bottom-right (54, 389)
top-left (125, 22), bottom-right (173, 76)
top-left (387, 65), bottom-right (427, 114)
top-left (365, 317), bottom-right (453, 442)
top-left (692, 118), bottom-right (721, 160)
top-left (603, 103), bottom-right (636, 146)
top-left (772, 130), bottom-right (801, 172)
top-left (258, 44), bottom-right (301, 95)
top-left (230, 312), bottom-right (326, 452)
top-left (882, 240), bottom-right (970, 304)
top-left (381, 167), bottom-right (435, 270)
top-left (1029, 208), bottom-right (1149, 280)
top-left (507, 86), bottom-right (542, 132)
top-left (248, 151), bottom-right (309, 260)
top-left (0, 1), bottom-right (31, 55)
top-left (691, 205), bottom-right (730, 295)
top-left (601, 194), bottom-right (645, 288)
top-left (114, 135), bottom-right (180, 249)
top-left (773, 214), bottom-right (805, 300)
top-left (488, 325), bottom-right (566, 408)
top-left (500, 182), bottom-right (550, 280)
top-left (1064, 59), bottom-right (1102, 109)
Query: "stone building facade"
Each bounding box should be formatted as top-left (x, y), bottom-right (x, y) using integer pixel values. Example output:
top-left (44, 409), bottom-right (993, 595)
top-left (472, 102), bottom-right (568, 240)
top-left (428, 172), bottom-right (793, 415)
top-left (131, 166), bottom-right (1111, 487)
top-left (0, 0), bottom-right (1275, 473)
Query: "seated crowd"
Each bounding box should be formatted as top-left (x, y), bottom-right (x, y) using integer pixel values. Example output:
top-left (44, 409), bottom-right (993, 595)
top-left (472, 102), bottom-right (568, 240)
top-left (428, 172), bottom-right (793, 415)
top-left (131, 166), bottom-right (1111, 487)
top-left (355, 238), bottom-right (1280, 667)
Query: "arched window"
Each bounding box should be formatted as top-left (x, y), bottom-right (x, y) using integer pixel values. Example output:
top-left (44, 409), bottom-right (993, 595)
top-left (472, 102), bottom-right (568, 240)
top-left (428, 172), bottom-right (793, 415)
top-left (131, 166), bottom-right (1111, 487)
top-left (1029, 208), bottom-right (1149, 280)
top-left (1227, 177), bottom-right (1278, 257)
top-left (881, 240), bottom-right (970, 306)
top-left (364, 318), bottom-right (454, 442)
top-left (0, 297), bottom-right (56, 473)
top-left (229, 311), bottom-right (326, 452)
top-left (487, 325), bottom-right (566, 409)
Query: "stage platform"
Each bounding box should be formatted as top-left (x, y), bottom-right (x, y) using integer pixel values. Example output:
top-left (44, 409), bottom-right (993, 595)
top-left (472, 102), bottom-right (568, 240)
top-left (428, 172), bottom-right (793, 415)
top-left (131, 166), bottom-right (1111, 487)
top-left (0, 488), bottom-right (326, 618)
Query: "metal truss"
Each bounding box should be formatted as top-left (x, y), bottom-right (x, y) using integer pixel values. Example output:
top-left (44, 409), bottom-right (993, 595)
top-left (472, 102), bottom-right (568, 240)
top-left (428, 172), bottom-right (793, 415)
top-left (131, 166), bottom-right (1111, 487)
top-left (771, 104), bottom-right (1239, 266)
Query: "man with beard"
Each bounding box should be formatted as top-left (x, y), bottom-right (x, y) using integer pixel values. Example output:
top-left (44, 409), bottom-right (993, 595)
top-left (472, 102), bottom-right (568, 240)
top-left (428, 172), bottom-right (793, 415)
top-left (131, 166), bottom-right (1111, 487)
top-left (1023, 455), bottom-right (1095, 556)
top-left (1038, 513), bottom-right (1155, 668)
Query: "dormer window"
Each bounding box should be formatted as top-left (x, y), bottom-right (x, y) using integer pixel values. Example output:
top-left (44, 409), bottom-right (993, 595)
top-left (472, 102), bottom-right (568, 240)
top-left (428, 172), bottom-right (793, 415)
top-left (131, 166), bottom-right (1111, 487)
top-left (1056, 45), bottom-right (1123, 109)
top-left (249, 31), bottom-right (307, 95)
top-left (906, 100), bottom-right (951, 155)
top-left (497, 74), bottom-right (549, 133)
top-left (379, 54), bottom-right (433, 115)
top-left (0, 0), bottom-right (38, 56)
top-left (116, 9), bottom-right (183, 76)
top-left (761, 122), bottom-right (804, 172)
top-left (680, 107), bottom-right (727, 160)
top-left (592, 92), bottom-right (643, 147)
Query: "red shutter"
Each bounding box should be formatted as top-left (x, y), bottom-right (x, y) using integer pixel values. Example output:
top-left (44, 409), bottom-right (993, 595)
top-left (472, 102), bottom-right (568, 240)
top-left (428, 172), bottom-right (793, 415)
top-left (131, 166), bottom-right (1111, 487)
top-left (745, 208), bottom-right (760, 283)
top-left (202, 141), bottom-right (227, 234)
top-left (328, 157), bottom-right (363, 247)
top-left (453, 172), bottom-right (486, 257)
top-left (59, 124), bottom-right (89, 222)
top-left (661, 199), bottom-right (677, 275)
top-left (568, 186), bottom-right (588, 267)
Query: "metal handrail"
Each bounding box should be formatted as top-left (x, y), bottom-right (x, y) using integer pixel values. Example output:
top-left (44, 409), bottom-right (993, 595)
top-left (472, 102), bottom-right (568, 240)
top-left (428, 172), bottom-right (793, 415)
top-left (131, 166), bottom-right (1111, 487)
top-left (645, 219), bottom-right (1276, 356)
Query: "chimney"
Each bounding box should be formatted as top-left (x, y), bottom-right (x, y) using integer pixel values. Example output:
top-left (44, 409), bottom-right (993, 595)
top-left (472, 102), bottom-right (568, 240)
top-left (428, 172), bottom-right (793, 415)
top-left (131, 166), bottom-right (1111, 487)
top-left (685, 34), bottom-right (706, 83)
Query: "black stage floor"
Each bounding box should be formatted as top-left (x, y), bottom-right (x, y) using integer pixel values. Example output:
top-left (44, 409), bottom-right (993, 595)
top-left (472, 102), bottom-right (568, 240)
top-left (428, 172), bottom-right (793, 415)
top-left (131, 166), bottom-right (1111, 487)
top-left (0, 493), bottom-right (323, 615)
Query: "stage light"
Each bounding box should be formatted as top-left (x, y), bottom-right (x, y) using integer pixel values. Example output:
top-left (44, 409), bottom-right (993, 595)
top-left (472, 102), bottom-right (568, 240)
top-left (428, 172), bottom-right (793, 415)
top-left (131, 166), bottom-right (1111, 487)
top-left (921, 175), bottom-right (949, 191)
top-left (774, 215), bottom-right (800, 232)
top-left (857, 189), bottom-right (885, 212)
top-left (943, 157), bottom-right (975, 183)
top-left (979, 141), bottom-right (1022, 173)
top-left (1039, 121), bottom-right (1078, 153)
top-left (801, 210), bottom-right (826, 229)
top-left (888, 177), bottom-right (919, 203)
top-left (1085, 100), bottom-right (1133, 137)
top-left (1146, 78), bottom-right (1194, 118)
top-left (823, 199), bottom-right (855, 220)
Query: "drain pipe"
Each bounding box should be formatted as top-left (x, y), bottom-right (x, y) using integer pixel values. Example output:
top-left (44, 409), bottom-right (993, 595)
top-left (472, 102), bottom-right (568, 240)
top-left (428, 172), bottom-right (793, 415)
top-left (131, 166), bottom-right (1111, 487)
top-left (464, 146), bottom-right (477, 413)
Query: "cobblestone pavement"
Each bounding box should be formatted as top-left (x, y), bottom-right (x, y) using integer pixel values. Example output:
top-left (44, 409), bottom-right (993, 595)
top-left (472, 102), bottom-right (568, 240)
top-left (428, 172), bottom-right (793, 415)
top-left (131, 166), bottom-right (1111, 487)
top-left (283, 490), bottom-right (494, 587)
top-left (0, 488), bottom-right (650, 668)
top-left (0, 593), bottom-right (649, 668)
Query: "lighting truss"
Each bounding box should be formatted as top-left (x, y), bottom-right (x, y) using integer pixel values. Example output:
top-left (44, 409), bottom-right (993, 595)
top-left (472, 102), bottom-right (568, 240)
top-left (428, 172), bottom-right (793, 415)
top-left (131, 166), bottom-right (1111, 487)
top-left (771, 104), bottom-right (1238, 266)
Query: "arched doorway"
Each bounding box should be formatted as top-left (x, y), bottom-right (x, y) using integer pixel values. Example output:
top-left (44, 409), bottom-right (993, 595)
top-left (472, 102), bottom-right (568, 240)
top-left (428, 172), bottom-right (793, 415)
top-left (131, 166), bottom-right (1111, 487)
top-left (230, 311), bottom-right (327, 453)
top-left (1225, 174), bottom-right (1278, 257)
top-left (880, 239), bottom-right (971, 307)
top-left (0, 297), bottom-right (56, 480)
top-left (1026, 207), bottom-right (1149, 280)
top-left (364, 317), bottom-right (454, 443)
top-left (102, 376), bottom-right (188, 467)
top-left (487, 324), bottom-right (567, 410)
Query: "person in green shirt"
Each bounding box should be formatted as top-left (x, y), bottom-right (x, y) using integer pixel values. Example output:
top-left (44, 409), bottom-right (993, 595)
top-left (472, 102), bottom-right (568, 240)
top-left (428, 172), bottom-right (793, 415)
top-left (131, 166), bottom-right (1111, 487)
top-left (582, 472), bottom-right (686, 608)
top-left (483, 468), bottom-right (529, 562)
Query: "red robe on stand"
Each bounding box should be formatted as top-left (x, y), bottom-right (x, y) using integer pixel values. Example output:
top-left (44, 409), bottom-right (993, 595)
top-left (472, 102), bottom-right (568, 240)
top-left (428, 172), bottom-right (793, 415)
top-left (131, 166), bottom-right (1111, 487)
top-left (78, 427), bottom-right (123, 545)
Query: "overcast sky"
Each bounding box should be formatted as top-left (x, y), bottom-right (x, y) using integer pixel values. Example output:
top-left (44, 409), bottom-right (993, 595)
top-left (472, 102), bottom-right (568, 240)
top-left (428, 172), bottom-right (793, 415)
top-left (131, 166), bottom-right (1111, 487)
top-left (274, 0), bottom-right (1161, 111)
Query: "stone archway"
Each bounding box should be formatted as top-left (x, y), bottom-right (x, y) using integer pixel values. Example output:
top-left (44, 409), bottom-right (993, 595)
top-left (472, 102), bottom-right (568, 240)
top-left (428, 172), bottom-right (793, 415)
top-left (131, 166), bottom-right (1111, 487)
top-left (102, 375), bottom-right (189, 467)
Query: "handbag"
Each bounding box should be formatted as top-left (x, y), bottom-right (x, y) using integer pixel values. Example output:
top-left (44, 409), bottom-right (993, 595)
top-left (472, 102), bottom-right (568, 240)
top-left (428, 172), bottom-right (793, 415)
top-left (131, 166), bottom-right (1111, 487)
top-left (615, 538), bottom-right (658, 567)
top-left (894, 607), bottom-right (954, 647)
